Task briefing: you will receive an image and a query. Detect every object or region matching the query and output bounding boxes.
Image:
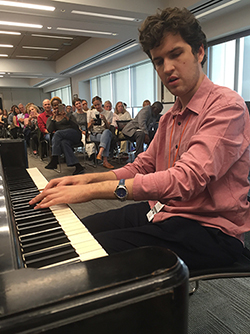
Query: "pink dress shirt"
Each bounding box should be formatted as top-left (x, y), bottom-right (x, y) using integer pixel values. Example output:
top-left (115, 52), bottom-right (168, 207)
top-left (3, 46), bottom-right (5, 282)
top-left (114, 76), bottom-right (250, 241)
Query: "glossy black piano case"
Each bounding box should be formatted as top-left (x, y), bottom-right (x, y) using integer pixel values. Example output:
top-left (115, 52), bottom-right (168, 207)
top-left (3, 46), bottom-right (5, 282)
top-left (0, 247), bottom-right (189, 334)
top-left (0, 138), bottom-right (27, 168)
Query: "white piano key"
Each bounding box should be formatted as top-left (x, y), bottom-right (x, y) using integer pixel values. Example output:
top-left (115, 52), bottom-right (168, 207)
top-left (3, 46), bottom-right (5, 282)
top-left (27, 168), bottom-right (108, 263)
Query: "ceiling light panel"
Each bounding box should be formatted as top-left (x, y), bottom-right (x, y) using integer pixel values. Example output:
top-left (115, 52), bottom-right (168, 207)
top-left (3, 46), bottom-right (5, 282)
top-left (0, 54), bottom-right (8, 57)
top-left (71, 10), bottom-right (141, 22)
top-left (0, 30), bottom-right (21, 35)
top-left (0, 21), bottom-right (42, 28)
top-left (0, 1), bottom-right (55, 11)
top-left (31, 34), bottom-right (73, 40)
top-left (0, 44), bottom-right (13, 47)
top-left (16, 55), bottom-right (48, 59)
top-left (57, 27), bottom-right (116, 36)
top-left (22, 46), bottom-right (59, 51)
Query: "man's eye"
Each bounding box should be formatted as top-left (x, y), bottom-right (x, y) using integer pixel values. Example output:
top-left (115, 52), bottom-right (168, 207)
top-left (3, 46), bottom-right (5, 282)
top-left (154, 60), bottom-right (163, 67)
top-left (171, 52), bottom-right (181, 59)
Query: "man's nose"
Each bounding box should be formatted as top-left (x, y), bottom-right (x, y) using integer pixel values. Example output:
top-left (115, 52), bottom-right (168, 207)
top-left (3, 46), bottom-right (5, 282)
top-left (163, 59), bottom-right (175, 74)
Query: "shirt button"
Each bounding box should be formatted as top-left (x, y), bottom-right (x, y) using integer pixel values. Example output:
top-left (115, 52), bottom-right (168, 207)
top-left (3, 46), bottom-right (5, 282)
top-left (176, 145), bottom-right (178, 149)
top-left (178, 122), bottom-right (181, 126)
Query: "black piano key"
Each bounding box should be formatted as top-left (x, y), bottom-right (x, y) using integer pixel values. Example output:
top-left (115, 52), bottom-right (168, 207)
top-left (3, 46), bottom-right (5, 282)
top-left (20, 229), bottom-right (67, 244)
top-left (24, 244), bottom-right (79, 268)
top-left (5, 166), bottom-right (81, 269)
top-left (14, 207), bottom-right (52, 215)
top-left (8, 181), bottom-right (36, 191)
top-left (17, 222), bottom-right (61, 235)
top-left (16, 216), bottom-right (58, 228)
top-left (15, 212), bottom-right (55, 223)
top-left (21, 235), bottom-right (71, 253)
top-left (9, 187), bottom-right (39, 196)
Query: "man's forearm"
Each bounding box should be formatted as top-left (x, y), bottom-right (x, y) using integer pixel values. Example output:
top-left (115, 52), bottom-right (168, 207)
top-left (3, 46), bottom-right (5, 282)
top-left (86, 178), bottom-right (134, 201)
top-left (84, 171), bottom-right (117, 184)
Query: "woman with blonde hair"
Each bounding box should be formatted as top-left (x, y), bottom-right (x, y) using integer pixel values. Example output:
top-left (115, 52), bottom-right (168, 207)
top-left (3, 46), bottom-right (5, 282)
top-left (24, 104), bottom-right (40, 154)
top-left (111, 101), bottom-right (131, 155)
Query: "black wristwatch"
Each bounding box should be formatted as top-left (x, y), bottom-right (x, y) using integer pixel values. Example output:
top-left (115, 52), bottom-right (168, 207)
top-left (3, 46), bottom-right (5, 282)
top-left (114, 179), bottom-right (128, 201)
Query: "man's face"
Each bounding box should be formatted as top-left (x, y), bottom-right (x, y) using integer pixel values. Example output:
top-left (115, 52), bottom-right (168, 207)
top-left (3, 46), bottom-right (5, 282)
top-left (75, 101), bottom-right (82, 111)
top-left (18, 104), bottom-right (24, 113)
top-left (43, 100), bottom-right (51, 113)
top-left (82, 100), bottom-right (88, 111)
top-left (150, 33), bottom-right (204, 108)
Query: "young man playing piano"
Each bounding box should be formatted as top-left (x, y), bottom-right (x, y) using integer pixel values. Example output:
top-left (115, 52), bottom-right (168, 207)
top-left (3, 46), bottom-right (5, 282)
top-left (30, 7), bottom-right (250, 270)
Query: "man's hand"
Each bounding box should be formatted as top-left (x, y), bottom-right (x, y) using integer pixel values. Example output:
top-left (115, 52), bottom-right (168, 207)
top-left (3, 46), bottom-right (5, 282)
top-left (29, 185), bottom-right (93, 209)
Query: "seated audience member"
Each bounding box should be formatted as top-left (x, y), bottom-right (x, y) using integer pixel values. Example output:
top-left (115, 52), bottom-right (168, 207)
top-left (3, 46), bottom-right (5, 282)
top-left (7, 105), bottom-right (16, 127)
top-left (143, 99), bottom-right (151, 107)
top-left (17, 103), bottom-right (28, 130)
top-left (30, 7), bottom-right (250, 271)
top-left (122, 101), bottom-right (163, 157)
top-left (72, 98), bottom-right (87, 132)
top-left (45, 97), bottom-right (84, 175)
top-left (72, 98), bottom-right (96, 160)
top-left (111, 101), bottom-right (131, 155)
top-left (24, 104), bottom-right (40, 155)
top-left (9, 105), bottom-right (23, 139)
top-left (0, 109), bottom-right (8, 137)
top-left (66, 105), bottom-right (72, 113)
top-left (82, 99), bottom-right (90, 113)
top-left (23, 102), bottom-right (34, 146)
top-left (104, 100), bottom-right (113, 114)
top-left (88, 96), bottom-right (114, 169)
top-left (82, 99), bottom-right (96, 161)
top-left (37, 99), bottom-right (52, 142)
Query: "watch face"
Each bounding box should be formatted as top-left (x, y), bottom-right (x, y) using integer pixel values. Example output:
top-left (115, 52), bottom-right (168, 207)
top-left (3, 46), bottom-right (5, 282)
top-left (116, 187), bottom-right (127, 198)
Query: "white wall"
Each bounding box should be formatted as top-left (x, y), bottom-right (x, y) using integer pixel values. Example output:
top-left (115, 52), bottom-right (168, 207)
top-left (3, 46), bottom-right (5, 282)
top-left (0, 88), bottom-right (50, 111)
top-left (71, 47), bottom-right (147, 102)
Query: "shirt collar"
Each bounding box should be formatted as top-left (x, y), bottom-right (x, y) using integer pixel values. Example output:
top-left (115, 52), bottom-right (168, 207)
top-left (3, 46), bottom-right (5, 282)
top-left (171, 75), bottom-right (214, 116)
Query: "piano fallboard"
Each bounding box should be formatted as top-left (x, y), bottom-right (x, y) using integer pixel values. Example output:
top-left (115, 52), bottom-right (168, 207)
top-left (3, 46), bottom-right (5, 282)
top-left (0, 247), bottom-right (189, 334)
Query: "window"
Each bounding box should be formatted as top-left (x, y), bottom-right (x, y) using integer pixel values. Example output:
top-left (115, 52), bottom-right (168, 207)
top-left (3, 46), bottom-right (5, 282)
top-left (50, 85), bottom-right (71, 105)
top-left (209, 40), bottom-right (236, 90)
top-left (112, 68), bottom-right (130, 107)
top-left (89, 60), bottom-right (157, 117)
top-left (131, 61), bottom-right (155, 108)
top-left (208, 32), bottom-right (250, 101)
top-left (238, 35), bottom-right (250, 100)
top-left (99, 74), bottom-right (112, 103)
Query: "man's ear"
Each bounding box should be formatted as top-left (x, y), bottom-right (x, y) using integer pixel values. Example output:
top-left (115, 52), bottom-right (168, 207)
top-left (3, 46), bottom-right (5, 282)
top-left (197, 44), bottom-right (205, 64)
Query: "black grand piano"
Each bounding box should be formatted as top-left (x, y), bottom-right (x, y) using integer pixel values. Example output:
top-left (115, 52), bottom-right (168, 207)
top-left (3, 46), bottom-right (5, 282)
top-left (0, 139), bottom-right (189, 334)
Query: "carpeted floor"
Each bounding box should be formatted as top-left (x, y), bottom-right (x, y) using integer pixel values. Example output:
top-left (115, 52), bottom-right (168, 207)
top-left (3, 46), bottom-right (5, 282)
top-left (188, 277), bottom-right (250, 334)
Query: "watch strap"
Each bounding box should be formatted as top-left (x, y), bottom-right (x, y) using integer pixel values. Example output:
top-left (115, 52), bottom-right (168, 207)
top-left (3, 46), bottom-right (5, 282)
top-left (119, 179), bottom-right (125, 186)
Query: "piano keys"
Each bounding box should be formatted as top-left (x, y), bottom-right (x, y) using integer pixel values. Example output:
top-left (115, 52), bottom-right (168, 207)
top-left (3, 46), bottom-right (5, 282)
top-left (5, 166), bottom-right (107, 269)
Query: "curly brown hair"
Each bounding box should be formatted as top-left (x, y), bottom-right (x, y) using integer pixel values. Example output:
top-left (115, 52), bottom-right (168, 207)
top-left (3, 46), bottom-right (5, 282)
top-left (139, 7), bottom-right (207, 66)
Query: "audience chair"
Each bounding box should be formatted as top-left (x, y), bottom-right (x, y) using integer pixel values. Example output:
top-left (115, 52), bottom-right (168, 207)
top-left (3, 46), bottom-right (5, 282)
top-left (189, 246), bottom-right (250, 294)
top-left (115, 120), bottom-right (135, 163)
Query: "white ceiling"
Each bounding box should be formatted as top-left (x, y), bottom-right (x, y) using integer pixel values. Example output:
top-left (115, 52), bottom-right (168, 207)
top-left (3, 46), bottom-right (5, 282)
top-left (0, 0), bottom-right (249, 88)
